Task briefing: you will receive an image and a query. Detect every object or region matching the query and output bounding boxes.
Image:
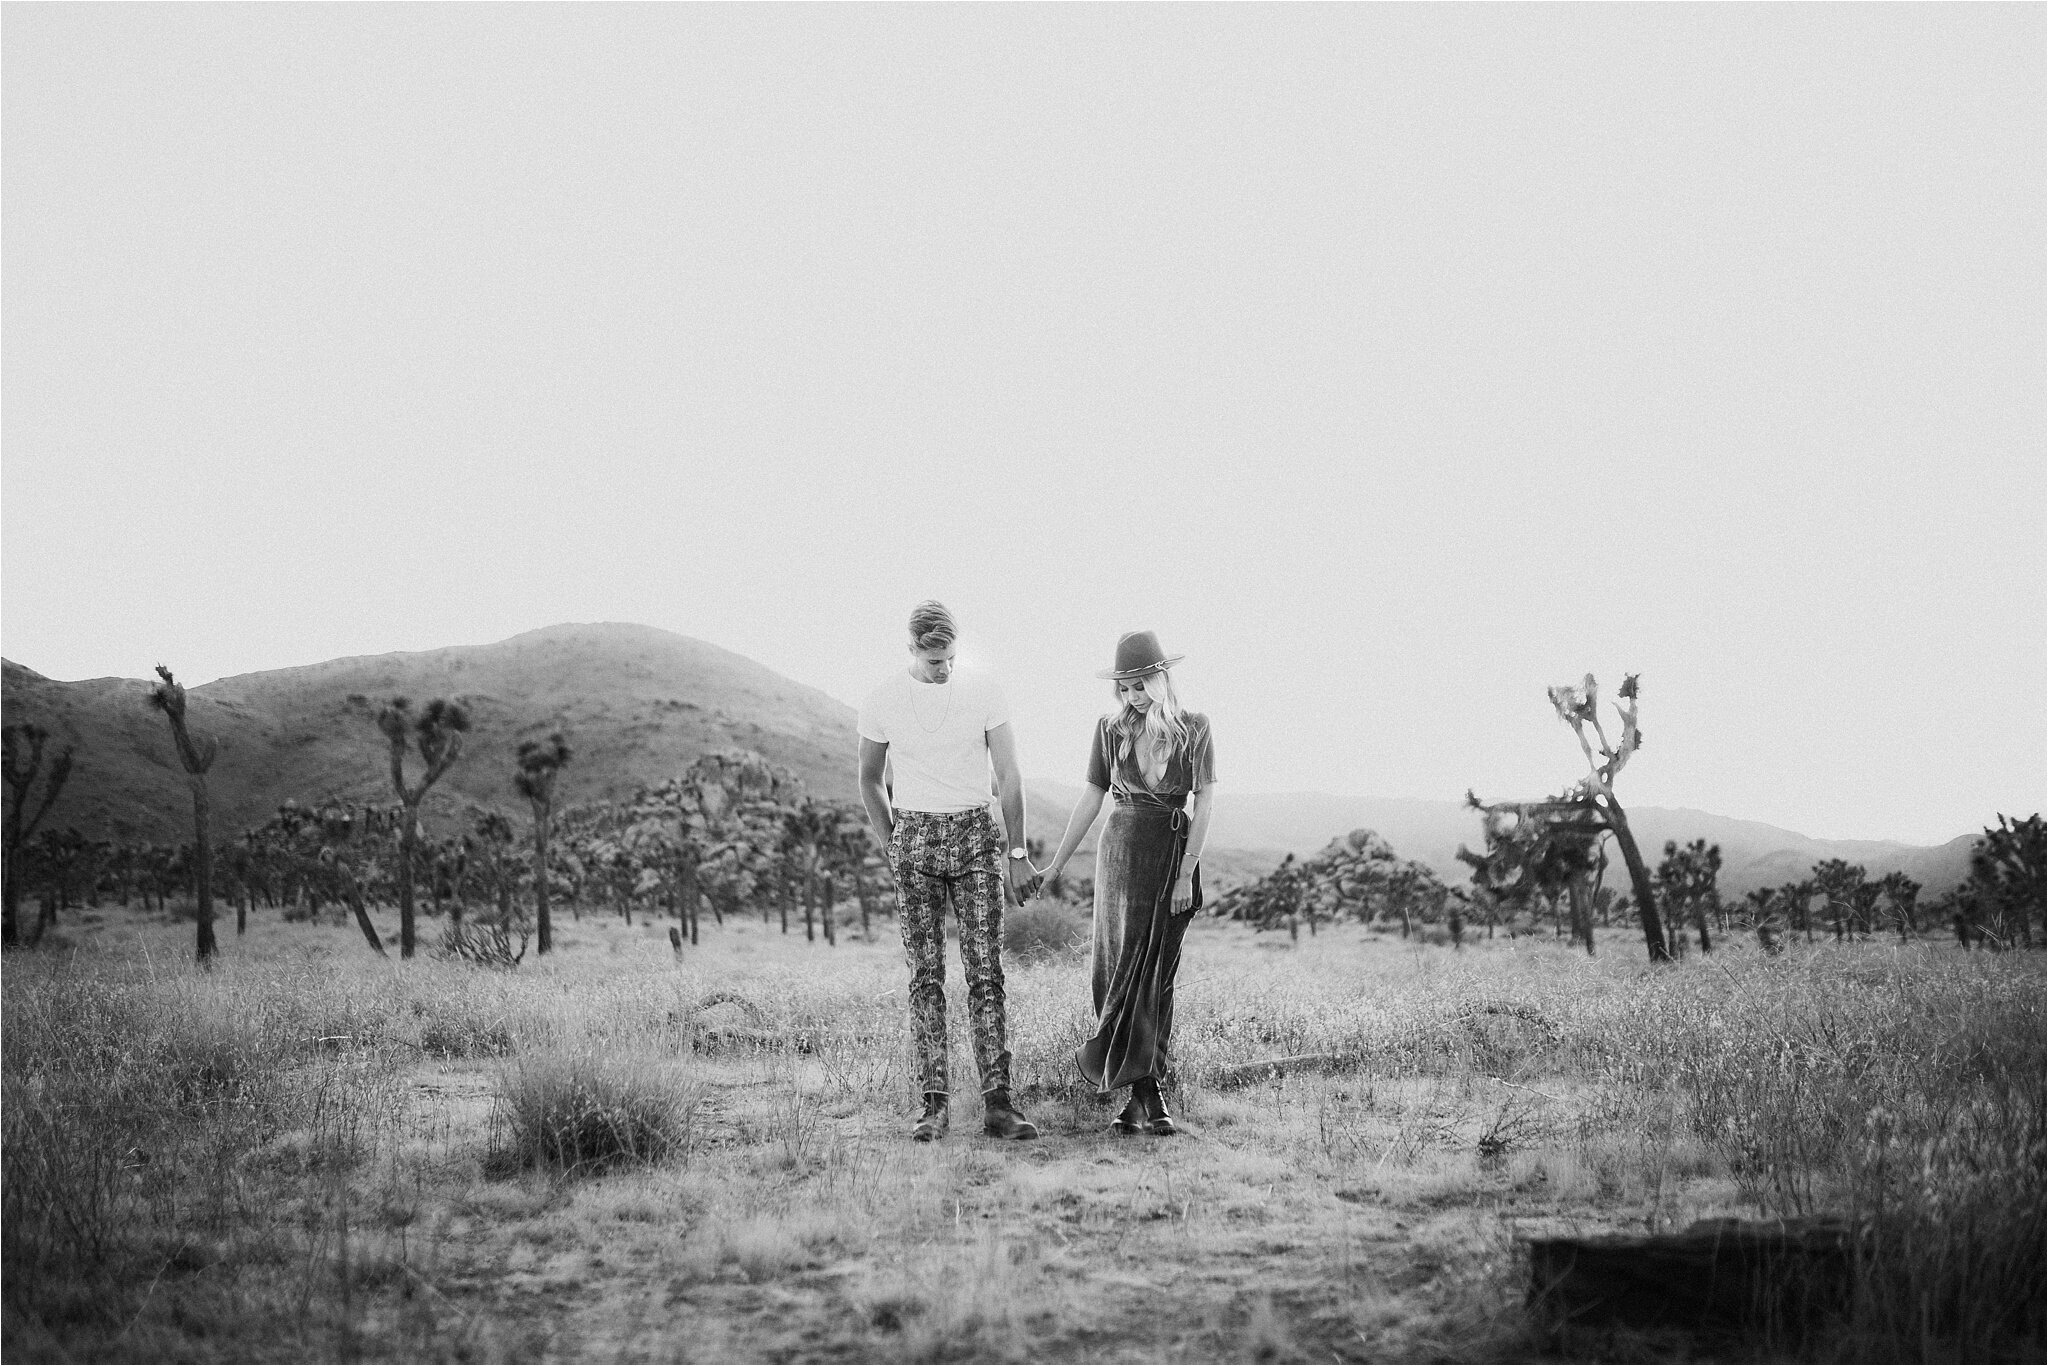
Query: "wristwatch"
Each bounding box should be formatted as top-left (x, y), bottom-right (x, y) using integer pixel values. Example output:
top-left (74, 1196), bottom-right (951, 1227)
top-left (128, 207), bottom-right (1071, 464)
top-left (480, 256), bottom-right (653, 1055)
top-left (1008, 847), bottom-right (1029, 861)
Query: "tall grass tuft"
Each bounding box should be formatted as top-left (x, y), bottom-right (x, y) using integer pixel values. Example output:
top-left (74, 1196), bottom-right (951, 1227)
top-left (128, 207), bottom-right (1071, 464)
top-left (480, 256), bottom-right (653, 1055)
top-left (1633, 949), bottom-right (2046, 1362)
top-left (492, 1049), bottom-right (699, 1174)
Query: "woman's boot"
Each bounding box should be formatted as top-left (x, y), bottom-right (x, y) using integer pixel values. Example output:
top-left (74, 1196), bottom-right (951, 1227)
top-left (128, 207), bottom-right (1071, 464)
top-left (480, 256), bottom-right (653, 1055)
top-left (1134, 1076), bottom-right (1177, 1136)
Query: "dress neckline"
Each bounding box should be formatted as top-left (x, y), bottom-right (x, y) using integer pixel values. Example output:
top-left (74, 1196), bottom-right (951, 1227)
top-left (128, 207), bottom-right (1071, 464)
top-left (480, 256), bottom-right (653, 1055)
top-left (1113, 719), bottom-right (1172, 794)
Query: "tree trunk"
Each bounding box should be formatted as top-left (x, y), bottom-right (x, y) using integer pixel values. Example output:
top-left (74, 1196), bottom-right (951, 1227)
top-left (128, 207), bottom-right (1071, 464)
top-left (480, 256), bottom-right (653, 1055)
top-left (822, 875), bottom-right (836, 945)
top-left (397, 802), bottom-right (419, 958)
top-left (1695, 900), bottom-right (1711, 955)
top-left (1597, 795), bottom-right (1670, 963)
top-left (1567, 880), bottom-right (1595, 955)
top-left (535, 815), bottom-right (553, 956)
top-left (347, 886), bottom-right (387, 955)
top-left (191, 776), bottom-right (218, 963)
top-left (2, 868), bottom-right (18, 947)
top-left (803, 872), bottom-right (815, 942)
top-left (856, 875), bottom-right (872, 939)
top-left (237, 889), bottom-right (247, 936)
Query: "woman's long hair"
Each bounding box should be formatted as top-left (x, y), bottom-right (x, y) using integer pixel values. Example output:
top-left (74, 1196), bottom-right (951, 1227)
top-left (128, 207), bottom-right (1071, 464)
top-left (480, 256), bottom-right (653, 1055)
top-left (1110, 668), bottom-right (1189, 769)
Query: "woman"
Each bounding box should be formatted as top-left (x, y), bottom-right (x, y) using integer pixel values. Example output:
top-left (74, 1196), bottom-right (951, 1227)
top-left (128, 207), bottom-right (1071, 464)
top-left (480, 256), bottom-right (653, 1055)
top-left (1037, 630), bottom-right (1216, 1137)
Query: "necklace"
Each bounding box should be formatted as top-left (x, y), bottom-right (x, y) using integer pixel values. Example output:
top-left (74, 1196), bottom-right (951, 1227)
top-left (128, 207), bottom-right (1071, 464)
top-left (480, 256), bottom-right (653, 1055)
top-left (908, 674), bottom-right (954, 734)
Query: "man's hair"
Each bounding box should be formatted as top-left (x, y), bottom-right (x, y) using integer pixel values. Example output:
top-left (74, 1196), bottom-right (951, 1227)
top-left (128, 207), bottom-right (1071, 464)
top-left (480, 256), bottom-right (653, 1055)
top-left (907, 601), bottom-right (957, 650)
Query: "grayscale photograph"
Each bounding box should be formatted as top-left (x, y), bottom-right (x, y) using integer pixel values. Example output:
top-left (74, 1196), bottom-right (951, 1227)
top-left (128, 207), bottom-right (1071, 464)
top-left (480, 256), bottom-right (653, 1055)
top-left (2, 4), bottom-right (2042, 1362)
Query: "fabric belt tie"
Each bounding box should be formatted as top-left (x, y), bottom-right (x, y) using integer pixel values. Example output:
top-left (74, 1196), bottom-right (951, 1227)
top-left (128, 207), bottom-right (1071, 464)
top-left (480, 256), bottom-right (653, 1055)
top-left (1113, 792), bottom-right (1188, 829)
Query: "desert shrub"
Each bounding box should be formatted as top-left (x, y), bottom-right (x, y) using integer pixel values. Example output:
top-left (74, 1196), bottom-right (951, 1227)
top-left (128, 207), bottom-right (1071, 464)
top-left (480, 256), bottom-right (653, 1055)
top-left (1003, 899), bottom-right (1089, 961)
top-left (437, 918), bottom-right (529, 969)
top-left (1839, 1101), bottom-right (2045, 1363)
top-left (419, 1010), bottom-right (515, 1059)
top-left (1575, 947), bottom-right (2048, 1362)
top-left (493, 1050), bottom-right (698, 1174)
top-left (2, 962), bottom-right (301, 1320)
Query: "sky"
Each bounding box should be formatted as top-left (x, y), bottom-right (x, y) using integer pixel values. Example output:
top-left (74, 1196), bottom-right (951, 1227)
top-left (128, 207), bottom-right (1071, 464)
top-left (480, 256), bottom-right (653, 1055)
top-left (4, 5), bottom-right (2041, 847)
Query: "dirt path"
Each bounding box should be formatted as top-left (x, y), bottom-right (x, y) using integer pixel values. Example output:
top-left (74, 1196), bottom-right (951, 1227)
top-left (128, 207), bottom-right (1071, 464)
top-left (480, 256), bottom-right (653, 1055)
top-left (376, 1062), bottom-right (1590, 1363)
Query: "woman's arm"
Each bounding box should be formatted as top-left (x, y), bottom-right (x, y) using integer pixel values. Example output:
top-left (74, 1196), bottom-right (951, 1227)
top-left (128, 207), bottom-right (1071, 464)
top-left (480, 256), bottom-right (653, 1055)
top-left (1171, 783), bottom-right (1217, 914)
top-left (1044, 784), bottom-right (1108, 880)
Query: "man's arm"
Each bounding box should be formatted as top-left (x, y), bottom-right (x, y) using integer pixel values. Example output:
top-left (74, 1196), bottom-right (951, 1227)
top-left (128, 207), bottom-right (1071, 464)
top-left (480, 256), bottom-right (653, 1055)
top-left (858, 738), bottom-right (893, 848)
top-left (986, 722), bottom-right (1035, 902)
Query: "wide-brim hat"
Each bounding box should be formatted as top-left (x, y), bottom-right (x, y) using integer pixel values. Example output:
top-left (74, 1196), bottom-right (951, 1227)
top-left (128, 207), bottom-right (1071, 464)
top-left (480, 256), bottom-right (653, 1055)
top-left (1097, 630), bottom-right (1184, 680)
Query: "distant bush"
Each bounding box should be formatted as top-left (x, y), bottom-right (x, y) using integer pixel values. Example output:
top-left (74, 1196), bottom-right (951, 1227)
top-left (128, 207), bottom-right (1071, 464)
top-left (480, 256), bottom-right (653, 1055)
top-left (1004, 900), bottom-right (1089, 961)
top-left (492, 1051), bottom-right (697, 1174)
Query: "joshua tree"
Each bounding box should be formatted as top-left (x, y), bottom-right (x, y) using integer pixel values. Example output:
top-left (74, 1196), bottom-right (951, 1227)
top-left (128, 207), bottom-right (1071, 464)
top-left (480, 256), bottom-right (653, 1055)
top-left (514, 732), bottom-right (570, 956)
top-left (1809, 859), bottom-right (1866, 944)
top-left (1547, 674), bottom-right (1669, 962)
top-left (1743, 886), bottom-right (1782, 952)
top-left (460, 809), bottom-right (523, 929)
top-left (1380, 858), bottom-right (1436, 940)
top-left (147, 667), bottom-right (222, 963)
top-left (310, 802), bottom-right (393, 956)
top-left (23, 826), bottom-right (94, 942)
top-left (2, 723), bottom-right (73, 947)
top-left (822, 809), bottom-right (876, 941)
top-left (1461, 795), bottom-right (1605, 953)
top-left (1250, 852), bottom-right (1307, 938)
top-left (1876, 871), bottom-right (1922, 943)
top-left (375, 697), bottom-right (471, 958)
top-left (1966, 813), bottom-right (2045, 948)
top-left (1656, 838), bottom-right (1722, 955)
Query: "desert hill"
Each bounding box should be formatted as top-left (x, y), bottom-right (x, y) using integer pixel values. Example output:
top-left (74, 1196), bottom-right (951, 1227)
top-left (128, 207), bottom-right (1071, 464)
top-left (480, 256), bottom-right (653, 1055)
top-left (0, 624), bottom-right (860, 844)
top-left (1, 623), bottom-right (1980, 895)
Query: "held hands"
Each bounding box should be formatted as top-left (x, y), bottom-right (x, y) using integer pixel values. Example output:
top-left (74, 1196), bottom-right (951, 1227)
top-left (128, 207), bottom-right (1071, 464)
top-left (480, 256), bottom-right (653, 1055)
top-left (1008, 861), bottom-right (1046, 905)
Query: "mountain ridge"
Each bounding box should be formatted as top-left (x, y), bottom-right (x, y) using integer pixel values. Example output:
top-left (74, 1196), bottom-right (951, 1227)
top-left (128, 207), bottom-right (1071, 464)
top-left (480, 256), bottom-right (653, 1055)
top-left (1, 623), bottom-right (1980, 894)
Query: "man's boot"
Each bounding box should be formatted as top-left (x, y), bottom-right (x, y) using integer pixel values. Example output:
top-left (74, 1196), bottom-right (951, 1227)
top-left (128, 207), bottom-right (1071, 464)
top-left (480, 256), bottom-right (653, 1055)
top-left (911, 1092), bottom-right (949, 1142)
top-left (982, 1088), bottom-right (1039, 1140)
top-left (1110, 1090), bottom-right (1145, 1135)
top-left (1135, 1076), bottom-right (1177, 1137)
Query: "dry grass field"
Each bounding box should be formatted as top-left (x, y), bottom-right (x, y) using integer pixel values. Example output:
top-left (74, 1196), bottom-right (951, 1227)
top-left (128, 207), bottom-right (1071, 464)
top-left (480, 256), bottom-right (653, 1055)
top-left (4, 902), bottom-right (2041, 1363)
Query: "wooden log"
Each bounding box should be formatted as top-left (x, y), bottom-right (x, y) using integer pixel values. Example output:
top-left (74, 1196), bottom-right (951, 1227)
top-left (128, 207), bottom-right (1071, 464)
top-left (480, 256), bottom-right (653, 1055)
top-left (1527, 1216), bottom-right (1864, 1343)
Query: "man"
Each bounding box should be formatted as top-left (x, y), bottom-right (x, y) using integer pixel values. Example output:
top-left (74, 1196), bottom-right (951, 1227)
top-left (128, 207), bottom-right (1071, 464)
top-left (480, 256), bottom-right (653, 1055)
top-left (858, 601), bottom-right (1041, 1142)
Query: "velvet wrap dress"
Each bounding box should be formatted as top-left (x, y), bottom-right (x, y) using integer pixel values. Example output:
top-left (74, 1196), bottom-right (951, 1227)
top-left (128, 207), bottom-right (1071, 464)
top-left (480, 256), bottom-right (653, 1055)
top-left (1075, 712), bottom-right (1217, 1093)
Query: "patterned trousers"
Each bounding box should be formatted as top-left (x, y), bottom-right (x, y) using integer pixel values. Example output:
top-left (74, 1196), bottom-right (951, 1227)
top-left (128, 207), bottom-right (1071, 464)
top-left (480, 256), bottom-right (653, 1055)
top-left (888, 807), bottom-right (1012, 1098)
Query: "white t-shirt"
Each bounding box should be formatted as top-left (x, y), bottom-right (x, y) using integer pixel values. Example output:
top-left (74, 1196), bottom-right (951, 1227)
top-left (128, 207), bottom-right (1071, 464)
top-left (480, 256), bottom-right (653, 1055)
top-left (857, 669), bottom-right (1011, 814)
